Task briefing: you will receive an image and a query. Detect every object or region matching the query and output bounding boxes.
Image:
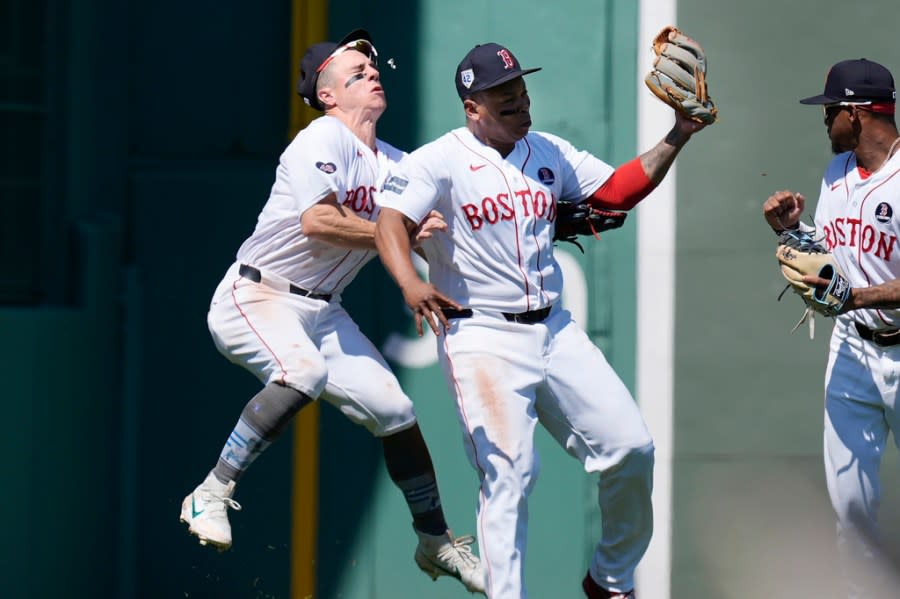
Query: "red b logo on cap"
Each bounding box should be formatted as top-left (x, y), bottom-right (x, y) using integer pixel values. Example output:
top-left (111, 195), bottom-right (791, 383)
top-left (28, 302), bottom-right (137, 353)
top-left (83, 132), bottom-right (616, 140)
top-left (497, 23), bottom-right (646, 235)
top-left (497, 49), bottom-right (515, 69)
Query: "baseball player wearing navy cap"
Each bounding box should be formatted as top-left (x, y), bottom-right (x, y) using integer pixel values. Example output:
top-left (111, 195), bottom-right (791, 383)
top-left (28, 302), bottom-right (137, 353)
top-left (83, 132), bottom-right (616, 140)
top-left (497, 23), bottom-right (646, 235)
top-left (764, 58), bottom-right (900, 598)
top-left (375, 42), bottom-right (707, 598)
top-left (179, 29), bottom-right (485, 593)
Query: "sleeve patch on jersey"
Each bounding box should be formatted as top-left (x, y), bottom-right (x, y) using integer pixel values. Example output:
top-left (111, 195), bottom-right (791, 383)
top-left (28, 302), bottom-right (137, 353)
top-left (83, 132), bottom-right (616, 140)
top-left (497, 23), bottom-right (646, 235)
top-left (383, 175), bottom-right (409, 194)
top-left (316, 161), bottom-right (337, 174)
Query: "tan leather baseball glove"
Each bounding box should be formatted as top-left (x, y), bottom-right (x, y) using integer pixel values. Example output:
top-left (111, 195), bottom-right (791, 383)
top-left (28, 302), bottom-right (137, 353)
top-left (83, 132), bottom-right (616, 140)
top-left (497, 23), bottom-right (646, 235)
top-left (776, 229), bottom-right (852, 336)
top-left (644, 25), bottom-right (718, 124)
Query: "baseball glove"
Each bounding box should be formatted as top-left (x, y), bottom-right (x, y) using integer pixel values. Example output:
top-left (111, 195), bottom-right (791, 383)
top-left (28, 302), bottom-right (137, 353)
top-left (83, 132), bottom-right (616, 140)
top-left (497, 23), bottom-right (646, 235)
top-left (776, 229), bottom-right (852, 336)
top-left (644, 25), bottom-right (718, 125)
top-left (553, 201), bottom-right (627, 253)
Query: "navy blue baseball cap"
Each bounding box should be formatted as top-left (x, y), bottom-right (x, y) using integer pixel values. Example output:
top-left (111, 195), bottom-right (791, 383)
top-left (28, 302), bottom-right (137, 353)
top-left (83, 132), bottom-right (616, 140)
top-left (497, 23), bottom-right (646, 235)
top-left (296, 28), bottom-right (377, 110)
top-left (455, 43), bottom-right (541, 100)
top-left (799, 58), bottom-right (896, 105)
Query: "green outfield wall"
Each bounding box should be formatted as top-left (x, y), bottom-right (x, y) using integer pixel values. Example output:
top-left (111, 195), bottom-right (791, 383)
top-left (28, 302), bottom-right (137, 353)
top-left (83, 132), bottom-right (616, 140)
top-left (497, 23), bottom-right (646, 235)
top-left (4, 1), bottom-right (900, 598)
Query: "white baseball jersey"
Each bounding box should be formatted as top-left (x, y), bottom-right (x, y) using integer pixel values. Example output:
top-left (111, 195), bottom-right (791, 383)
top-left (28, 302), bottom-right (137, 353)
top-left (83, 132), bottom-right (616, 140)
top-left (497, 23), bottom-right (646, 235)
top-left (237, 115), bottom-right (404, 295)
top-left (380, 126), bottom-right (653, 597)
top-left (379, 127), bottom-right (614, 312)
top-left (207, 115), bottom-right (417, 437)
top-left (815, 149), bottom-right (900, 330)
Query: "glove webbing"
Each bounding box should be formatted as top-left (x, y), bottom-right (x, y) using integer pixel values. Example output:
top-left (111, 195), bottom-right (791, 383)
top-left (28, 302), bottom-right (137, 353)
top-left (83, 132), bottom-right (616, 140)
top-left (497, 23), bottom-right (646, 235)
top-left (778, 229), bottom-right (828, 253)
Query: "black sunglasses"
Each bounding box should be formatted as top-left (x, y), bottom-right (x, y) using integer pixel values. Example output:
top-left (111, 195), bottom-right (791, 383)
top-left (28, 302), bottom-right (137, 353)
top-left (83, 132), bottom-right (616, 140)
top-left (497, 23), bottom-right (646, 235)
top-left (823, 101), bottom-right (872, 119)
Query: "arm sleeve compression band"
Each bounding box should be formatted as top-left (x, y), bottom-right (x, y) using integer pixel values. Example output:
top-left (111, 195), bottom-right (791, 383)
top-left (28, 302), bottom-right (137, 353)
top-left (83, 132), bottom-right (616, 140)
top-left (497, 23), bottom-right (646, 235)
top-left (588, 157), bottom-right (656, 210)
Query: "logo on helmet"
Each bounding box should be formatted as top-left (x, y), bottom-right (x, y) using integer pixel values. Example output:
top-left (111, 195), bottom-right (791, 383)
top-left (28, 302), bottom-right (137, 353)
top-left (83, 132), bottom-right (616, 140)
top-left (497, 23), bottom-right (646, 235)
top-left (460, 69), bottom-right (475, 89)
top-left (497, 49), bottom-right (515, 69)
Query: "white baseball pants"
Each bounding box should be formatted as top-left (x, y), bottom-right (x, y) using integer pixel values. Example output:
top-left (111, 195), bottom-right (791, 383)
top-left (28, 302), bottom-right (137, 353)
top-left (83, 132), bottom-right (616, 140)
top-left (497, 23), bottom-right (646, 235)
top-left (437, 305), bottom-right (654, 598)
top-left (824, 318), bottom-right (900, 599)
top-left (207, 262), bottom-right (417, 437)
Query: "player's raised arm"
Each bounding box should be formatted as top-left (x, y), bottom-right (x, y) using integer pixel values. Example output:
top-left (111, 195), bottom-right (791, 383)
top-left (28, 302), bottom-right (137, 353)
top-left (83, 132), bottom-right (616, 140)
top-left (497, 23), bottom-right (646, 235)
top-left (375, 207), bottom-right (460, 336)
top-left (637, 110), bottom-right (705, 184)
top-left (589, 110), bottom-right (705, 211)
top-left (590, 25), bottom-right (714, 212)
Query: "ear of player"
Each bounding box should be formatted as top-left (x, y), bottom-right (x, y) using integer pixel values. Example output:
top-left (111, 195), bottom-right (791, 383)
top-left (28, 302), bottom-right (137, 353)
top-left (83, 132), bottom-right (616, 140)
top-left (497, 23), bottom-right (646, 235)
top-left (644, 25), bottom-right (718, 125)
top-left (775, 229), bottom-right (852, 337)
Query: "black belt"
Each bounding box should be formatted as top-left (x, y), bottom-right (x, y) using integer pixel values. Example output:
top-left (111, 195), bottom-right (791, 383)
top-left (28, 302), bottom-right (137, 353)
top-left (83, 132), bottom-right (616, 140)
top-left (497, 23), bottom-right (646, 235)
top-left (854, 322), bottom-right (900, 347)
top-left (441, 306), bottom-right (552, 325)
top-left (442, 308), bottom-right (474, 320)
top-left (239, 264), bottom-right (332, 302)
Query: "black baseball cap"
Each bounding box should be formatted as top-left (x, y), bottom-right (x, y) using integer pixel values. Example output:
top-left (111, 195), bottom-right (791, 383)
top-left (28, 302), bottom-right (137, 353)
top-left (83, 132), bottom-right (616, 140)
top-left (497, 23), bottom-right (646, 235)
top-left (799, 58), bottom-right (896, 105)
top-left (455, 43), bottom-right (541, 100)
top-left (296, 28), bottom-right (377, 111)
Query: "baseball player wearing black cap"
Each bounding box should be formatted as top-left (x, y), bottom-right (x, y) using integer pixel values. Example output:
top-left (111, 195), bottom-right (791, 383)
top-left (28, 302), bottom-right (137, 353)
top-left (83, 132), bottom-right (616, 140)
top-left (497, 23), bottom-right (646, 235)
top-left (179, 29), bottom-right (485, 593)
top-left (375, 42), bottom-right (707, 599)
top-left (764, 58), bottom-right (900, 598)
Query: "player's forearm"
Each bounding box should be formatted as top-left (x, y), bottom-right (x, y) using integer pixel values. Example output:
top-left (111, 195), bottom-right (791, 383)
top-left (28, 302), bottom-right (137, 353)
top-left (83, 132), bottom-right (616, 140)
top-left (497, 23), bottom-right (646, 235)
top-left (303, 207), bottom-right (377, 249)
top-left (845, 280), bottom-right (900, 311)
top-left (638, 127), bottom-right (693, 185)
top-left (374, 210), bottom-right (421, 289)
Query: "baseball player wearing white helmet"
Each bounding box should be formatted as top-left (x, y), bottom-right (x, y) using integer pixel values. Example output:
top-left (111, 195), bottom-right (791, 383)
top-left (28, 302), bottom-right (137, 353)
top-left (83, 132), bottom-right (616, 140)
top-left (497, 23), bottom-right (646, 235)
top-left (179, 29), bottom-right (484, 594)
top-left (764, 58), bottom-right (900, 599)
top-left (375, 42), bottom-right (705, 599)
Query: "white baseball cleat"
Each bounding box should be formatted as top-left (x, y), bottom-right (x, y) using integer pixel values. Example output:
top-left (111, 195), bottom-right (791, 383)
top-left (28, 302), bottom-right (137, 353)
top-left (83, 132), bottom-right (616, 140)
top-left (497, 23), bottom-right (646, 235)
top-left (179, 471), bottom-right (242, 551)
top-left (413, 527), bottom-right (486, 594)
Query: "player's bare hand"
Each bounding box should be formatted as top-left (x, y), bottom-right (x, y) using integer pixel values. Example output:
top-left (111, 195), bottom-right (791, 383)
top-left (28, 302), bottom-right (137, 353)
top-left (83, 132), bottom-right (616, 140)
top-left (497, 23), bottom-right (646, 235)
top-left (801, 274), bottom-right (856, 314)
top-left (400, 278), bottom-right (462, 336)
top-left (412, 210), bottom-right (447, 248)
top-left (764, 190), bottom-right (806, 232)
top-left (801, 274), bottom-right (830, 289)
top-left (673, 110), bottom-right (707, 136)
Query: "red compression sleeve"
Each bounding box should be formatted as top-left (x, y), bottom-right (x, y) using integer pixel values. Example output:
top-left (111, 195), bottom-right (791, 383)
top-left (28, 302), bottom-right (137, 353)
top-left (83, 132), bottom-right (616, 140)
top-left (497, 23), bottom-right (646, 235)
top-left (588, 157), bottom-right (656, 210)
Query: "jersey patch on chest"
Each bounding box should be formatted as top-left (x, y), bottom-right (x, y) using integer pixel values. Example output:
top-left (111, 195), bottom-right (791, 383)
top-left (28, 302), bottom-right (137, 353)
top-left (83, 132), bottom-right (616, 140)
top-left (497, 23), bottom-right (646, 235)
top-left (875, 202), bottom-right (893, 224)
top-left (537, 167), bottom-right (555, 185)
top-left (316, 161), bottom-right (337, 174)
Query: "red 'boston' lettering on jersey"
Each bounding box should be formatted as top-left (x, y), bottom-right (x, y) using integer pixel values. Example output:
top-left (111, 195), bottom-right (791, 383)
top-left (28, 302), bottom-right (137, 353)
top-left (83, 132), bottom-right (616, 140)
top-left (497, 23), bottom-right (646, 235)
top-left (823, 218), bottom-right (898, 260)
top-left (342, 185), bottom-right (377, 216)
top-left (461, 190), bottom-right (557, 231)
top-left (513, 189), bottom-right (551, 218)
top-left (461, 193), bottom-right (514, 230)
